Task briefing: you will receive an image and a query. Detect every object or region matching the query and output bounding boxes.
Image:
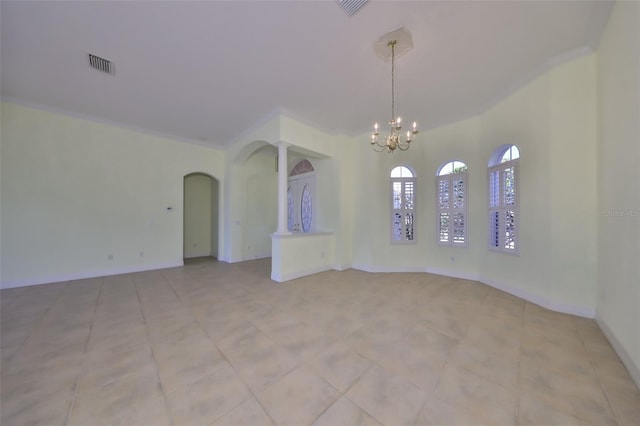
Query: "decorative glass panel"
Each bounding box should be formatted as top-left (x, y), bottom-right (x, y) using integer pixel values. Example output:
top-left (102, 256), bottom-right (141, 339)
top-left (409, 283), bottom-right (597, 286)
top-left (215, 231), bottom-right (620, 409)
top-left (500, 145), bottom-right (520, 163)
top-left (390, 166), bottom-right (414, 178)
top-left (287, 187), bottom-right (294, 232)
top-left (439, 213), bottom-right (450, 243)
top-left (393, 182), bottom-right (402, 209)
top-left (289, 159), bottom-right (314, 176)
top-left (404, 181), bottom-right (414, 209)
top-left (453, 213), bottom-right (465, 244)
top-left (505, 210), bottom-right (516, 249)
top-left (453, 178), bottom-right (465, 209)
top-left (504, 167), bottom-right (515, 206)
top-left (438, 179), bottom-right (449, 209)
top-left (392, 212), bottom-right (403, 241)
top-left (301, 185), bottom-right (312, 233)
top-left (405, 213), bottom-right (414, 241)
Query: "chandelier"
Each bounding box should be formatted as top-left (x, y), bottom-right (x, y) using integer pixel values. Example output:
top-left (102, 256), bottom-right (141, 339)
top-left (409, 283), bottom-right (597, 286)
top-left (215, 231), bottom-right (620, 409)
top-left (370, 39), bottom-right (418, 153)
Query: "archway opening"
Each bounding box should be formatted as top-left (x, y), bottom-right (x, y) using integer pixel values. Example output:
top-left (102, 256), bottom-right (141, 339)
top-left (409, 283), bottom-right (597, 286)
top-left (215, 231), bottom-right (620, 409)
top-left (183, 173), bottom-right (219, 262)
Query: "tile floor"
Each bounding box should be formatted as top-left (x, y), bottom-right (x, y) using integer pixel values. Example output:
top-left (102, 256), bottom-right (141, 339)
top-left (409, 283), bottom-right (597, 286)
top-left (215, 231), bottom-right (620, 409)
top-left (1, 258), bottom-right (638, 426)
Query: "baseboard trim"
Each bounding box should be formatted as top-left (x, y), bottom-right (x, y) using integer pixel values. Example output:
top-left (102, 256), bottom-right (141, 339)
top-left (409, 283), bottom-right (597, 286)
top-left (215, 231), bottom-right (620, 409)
top-left (480, 276), bottom-right (596, 318)
top-left (350, 263), bottom-right (595, 318)
top-left (271, 265), bottom-right (334, 283)
top-left (0, 261), bottom-right (184, 289)
top-left (596, 316), bottom-right (640, 389)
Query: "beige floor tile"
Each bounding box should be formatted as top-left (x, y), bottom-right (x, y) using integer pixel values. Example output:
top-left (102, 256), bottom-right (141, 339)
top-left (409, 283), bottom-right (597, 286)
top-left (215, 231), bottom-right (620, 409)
top-left (79, 342), bottom-right (156, 389)
top-left (211, 397), bottom-right (275, 426)
top-left (2, 260), bottom-right (637, 426)
top-left (165, 361), bottom-right (251, 426)
top-left (452, 334), bottom-right (520, 391)
top-left (346, 365), bottom-right (427, 425)
top-left (306, 340), bottom-right (373, 392)
top-left (0, 385), bottom-right (74, 426)
top-left (416, 396), bottom-right (510, 426)
top-left (517, 391), bottom-right (582, 426)
top-left (433, 364), bottom-right (517, 425)
top-left (68, 364), bottom-right (168, 426)
top-left (155, 341), bottom-right (226, 392)
top-left (313, 395), bottom-right (382, 426)
top-left (225, 343), bottom-right (300, 393)
top-left (258, 366), bottom-right (340, 426)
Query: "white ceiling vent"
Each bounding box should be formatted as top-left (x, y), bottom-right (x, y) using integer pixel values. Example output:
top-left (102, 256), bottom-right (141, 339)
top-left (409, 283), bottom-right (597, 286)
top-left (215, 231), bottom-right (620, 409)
top-left (88, 53), bottom-right (114, 75)
top-left (337, 0), bottom-right (368, 17)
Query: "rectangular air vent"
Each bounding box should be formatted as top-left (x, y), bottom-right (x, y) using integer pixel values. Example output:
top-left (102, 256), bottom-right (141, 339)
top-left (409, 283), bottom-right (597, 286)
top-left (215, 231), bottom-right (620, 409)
top-left (337, 0), bottom-right (368, 16)
top-left (88, 53), bottom-right (114, 74)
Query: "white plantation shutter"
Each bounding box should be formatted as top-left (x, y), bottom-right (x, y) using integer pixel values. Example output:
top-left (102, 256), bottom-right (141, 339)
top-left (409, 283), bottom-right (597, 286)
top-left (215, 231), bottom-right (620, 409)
top-left (437, 162), bottom-right (467, 246)
top-left (488, 146), bottom-right (519, 254)
top-left (391, 166), bottom-right (416, 243)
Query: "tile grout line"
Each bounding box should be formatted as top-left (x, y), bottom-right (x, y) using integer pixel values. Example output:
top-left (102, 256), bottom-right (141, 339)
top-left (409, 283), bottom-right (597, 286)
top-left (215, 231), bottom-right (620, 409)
top-left (133, 273), bottom-right (176, 426)
top-left (63, 277), bottom-right (105, 426)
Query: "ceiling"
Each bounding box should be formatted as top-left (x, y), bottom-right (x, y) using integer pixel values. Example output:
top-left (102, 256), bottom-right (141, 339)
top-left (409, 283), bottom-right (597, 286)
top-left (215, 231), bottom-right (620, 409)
top-left (1, 1), bottom-right (614, 149)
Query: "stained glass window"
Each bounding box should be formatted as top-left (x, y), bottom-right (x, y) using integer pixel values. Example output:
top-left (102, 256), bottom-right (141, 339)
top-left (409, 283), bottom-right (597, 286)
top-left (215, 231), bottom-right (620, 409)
top-left (301, 185), bottom-right (312, 233)
top-left (287, 187), bottom-right (294, 232)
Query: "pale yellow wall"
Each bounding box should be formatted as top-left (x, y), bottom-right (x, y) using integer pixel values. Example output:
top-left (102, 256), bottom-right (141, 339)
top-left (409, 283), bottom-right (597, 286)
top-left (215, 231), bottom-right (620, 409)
top-left (351, 51), bottom-right (599, 316)
top-left (184, 173), bottom-right (213, 258)
top-left (0, 102), bottom-right (224, 287)
top-left (596, 0), bottom-right (640, 384)
top-left (549, 55), bottom-right (598, 309)
top-left (243, 146), bottom-right (277, 260)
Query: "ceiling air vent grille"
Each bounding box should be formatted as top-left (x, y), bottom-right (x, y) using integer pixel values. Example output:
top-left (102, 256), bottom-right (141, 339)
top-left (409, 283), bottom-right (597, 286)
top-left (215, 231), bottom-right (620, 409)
top-left (88, 53), bottom-right (114, 75)
top-left (337, 0), bottom-right (368, 17)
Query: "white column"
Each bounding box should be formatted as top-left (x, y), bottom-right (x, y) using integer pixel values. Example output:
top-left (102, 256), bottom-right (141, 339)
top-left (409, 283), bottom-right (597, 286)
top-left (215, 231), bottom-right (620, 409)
top-left (275, 142), bottom-right (291, 235)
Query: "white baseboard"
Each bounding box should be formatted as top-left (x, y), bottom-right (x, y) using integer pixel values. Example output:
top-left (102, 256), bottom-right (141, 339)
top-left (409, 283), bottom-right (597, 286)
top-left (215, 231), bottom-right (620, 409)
top-left (424, 266), bottom-right (480, 282)
top-left (333, 263), bottom-right (352, 272)
top-left (350, 263), bottom-right (595, 318)
top-left (0, 261), bottom-right (184, 290)
top-left (596, 316), bottom-right (640, 389)
top-left (271, 265), bottom-right (334, 283)
top-left (480, 276), bottom-right (596, 318)
top-left (351, 263), bottom-right (426, 274)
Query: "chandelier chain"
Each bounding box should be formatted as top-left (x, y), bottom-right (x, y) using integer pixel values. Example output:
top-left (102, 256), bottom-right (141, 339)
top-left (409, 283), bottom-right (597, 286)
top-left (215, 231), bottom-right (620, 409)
top-left (390, 40), bottom-right (395, 122)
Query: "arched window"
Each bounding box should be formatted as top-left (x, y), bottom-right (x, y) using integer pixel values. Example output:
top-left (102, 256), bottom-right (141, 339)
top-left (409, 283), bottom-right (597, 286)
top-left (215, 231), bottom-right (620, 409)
top-left (488, 145), bottom-right (519, 254)
top-left (288, 160), bottom-right (315, 233)
top-left (437, 161), bottom-right (468, 246)
top-left (390, 166), bottom-right (416, 243)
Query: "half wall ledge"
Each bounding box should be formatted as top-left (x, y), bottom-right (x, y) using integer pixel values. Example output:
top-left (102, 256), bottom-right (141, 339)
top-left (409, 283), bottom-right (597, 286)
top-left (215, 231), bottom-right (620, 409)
top-left (271, 232), bottom-right (335, 282)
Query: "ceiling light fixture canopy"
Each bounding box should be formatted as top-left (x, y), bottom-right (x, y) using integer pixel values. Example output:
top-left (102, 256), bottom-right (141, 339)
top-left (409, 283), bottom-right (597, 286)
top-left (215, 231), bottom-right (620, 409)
top-left (371, 31), bottom-right (418, 153)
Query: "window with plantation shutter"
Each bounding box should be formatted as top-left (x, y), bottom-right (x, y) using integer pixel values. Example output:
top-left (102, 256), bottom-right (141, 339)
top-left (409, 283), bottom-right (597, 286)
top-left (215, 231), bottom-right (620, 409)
top-left (390, 166), bottom-right (416, 243)
top-left (437, 161), bottom-right (468, 246)
top-left (488, 145), bottom-right (519, 254)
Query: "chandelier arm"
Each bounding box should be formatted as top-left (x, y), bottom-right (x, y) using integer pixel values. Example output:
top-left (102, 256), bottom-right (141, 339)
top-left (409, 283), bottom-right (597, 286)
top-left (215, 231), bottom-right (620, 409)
top-left (372, 144), bottom-right (388, 153)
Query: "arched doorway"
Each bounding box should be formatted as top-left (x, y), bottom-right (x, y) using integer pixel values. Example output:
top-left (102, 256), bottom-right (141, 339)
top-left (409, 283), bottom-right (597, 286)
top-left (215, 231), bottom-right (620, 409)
top-left (183, 173), bottom-right (219, 260)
